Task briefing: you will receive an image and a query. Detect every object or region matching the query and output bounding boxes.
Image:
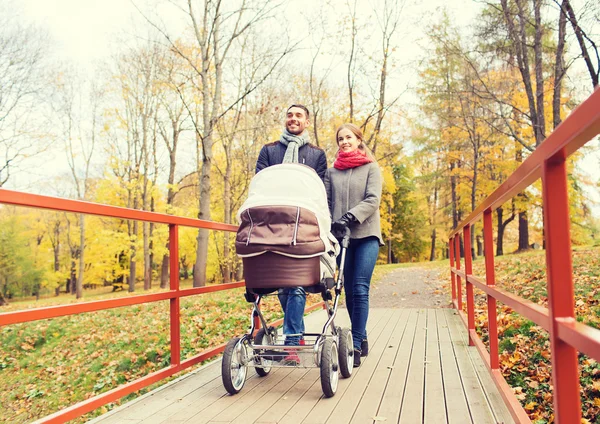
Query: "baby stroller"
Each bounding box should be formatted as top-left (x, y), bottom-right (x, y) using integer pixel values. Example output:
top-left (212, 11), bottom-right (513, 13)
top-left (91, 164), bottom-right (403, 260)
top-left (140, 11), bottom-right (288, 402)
top-left (221, 164), bottom-right (353, 398)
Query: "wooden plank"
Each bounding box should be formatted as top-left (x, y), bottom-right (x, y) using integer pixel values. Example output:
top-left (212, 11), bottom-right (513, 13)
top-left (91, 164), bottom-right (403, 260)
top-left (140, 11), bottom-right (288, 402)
top-left (187, 368), bottom-right (294, 423)
top-left (298, 308), bottom-right (392, 424)
top-left (321, 309), bottom-right (404, 424)
top-left (143, 377), bottom-right (225, 424)
top-left (424, 309), bottom-right (448, 424)
top-left (399, 309), bottom-right (428, 424)
top-left (375, 309), bottom-right (419, 422)
top-left (453, 330), bottom-right (515, 424)
top-left (254, 369), bottom-right (321, 423)
top-left (226, 368), bottom-right (311, 424)
top-left (280, 309), bottom-right (391, 424)
top-left (165, 372), bottom-right (265, 423)
top-left (445, 309), bottom-right (497, 424)
top-left (438, 309), bottom-right (471, 424)
top-left (349, 309), bottom-right (411, 423)
top-left (91, 361), bottom-right (222, 424)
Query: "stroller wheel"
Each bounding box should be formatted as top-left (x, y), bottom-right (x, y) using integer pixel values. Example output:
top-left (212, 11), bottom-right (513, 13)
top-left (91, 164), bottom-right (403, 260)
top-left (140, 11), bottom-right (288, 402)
top-left (254, 327), bottom-right (275, 377)
top-left (222, 337), bottom-right (248, 394)
top-left (338, 328), bottom-right (353, 378)
top-left (320, 338), bottom-right (339, 398)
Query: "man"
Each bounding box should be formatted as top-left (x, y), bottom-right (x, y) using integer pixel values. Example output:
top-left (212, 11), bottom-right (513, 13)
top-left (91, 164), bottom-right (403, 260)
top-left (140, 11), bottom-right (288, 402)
top-left (255, 104), bottom-right (327, 365)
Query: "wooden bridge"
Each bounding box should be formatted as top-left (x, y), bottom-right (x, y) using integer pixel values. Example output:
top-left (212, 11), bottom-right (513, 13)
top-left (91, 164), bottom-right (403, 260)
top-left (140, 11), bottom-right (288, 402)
top-left (89, 308), bottom-right (513, 424)
top-left (1, 87), bottom-right (600, 423)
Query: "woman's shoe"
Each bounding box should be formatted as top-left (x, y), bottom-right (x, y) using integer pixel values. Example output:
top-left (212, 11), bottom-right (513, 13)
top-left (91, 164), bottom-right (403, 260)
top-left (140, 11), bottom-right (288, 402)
top-left (361, 339), bottom-right (368, 357)
top-left (353, 349), bottom-right (362, 367)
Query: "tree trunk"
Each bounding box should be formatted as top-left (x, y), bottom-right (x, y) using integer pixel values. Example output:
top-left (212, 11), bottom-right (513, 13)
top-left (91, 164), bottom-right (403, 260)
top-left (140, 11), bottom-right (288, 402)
top-left (70, 259), bottom-right (77, 295)
top-left (553, 0), bottom-right (567, 129)
top-left (563, 0), bottom-right (599, 88)
top-left (194, 139), bottom-right (212, 288)
top-left (222, 149), bottom-right (232, 284)
top-left (347, 0), bottom-right (357, 122)
top-left (129, 220), bottom-right (138, 292)
top-left (429, 228), bottom-right (437, 261)
top-left (496, 206), bottom-right (516, 256)
top-left (53, 226), bottom-right (60, 296)
top-left (533, 0), bottom-right (546, 146)
top-left (160, 147), bottom-right (177, 289)
top-left (143, 221), bottom-right (150, 290)
top-left (450, 162), bottom-right (458, 230)
top-left (518, 210), bottom-right (529, 251)
top-left (476, 234), bottom-right (483, 257)
top-left (76, 214), bottom-right (84, 299)
top-left (160, 255), bottom-right (169, 288)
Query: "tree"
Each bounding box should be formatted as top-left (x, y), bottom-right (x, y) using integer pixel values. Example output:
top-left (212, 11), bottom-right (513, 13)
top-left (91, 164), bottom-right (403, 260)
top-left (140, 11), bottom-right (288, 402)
top-left (0, 214), bottom-right (45, 305)
top-left (559, 0), bottom-right (599, 88)
top-left (109, 41), bottom-right (163, 292)
top-left (0, 2), bottom-right (51, 186)
top-left (54, 71), bottom-right (101, 299)
top-left (141, 0), bottom-right (294, 287)
top-left (156, 49), bottom-right (189, 289)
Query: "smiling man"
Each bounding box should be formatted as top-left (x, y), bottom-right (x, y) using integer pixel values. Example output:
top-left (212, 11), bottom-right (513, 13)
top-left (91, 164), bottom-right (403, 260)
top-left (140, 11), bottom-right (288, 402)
top-left (254, 104), bottom-right (327, 365)
top-left (255, 104), bottom-right (327, 179)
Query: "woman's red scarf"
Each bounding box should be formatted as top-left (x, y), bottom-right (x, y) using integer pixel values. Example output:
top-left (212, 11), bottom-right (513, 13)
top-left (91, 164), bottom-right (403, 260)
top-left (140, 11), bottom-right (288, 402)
top-left (334, 149), bottom-right (373, 170)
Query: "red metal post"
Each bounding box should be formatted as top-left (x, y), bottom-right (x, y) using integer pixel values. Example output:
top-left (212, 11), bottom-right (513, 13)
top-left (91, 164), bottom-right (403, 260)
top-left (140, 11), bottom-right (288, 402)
top-left (455, 235), bottom-right (463, 311)
top-left (169, 224), bottom-right (181, 366)
top-left (449, 236), bottom-right (456, 305)
top-left (483, 209), bottom-right (499, 369)
top-left (463, 225), bottom-right (475, 346)
top-left (542, 156), bottom-right (581, 423)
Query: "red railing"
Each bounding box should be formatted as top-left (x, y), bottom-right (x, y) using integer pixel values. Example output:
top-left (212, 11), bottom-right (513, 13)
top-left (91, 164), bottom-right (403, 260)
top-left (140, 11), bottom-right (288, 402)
top-left (449, 86), bottom-right (600, 423)
top-left (0, 189), bottom-right (324, 423)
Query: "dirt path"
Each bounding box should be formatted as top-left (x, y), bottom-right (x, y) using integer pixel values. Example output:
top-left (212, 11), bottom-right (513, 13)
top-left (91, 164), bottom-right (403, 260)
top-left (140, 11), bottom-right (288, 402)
top-left (369, 266), bottom-right (451, 308)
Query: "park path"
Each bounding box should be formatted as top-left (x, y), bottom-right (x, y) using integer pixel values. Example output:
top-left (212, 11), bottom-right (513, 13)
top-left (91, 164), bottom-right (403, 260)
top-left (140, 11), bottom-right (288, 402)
top-left (369, 265), bottom-right (451, 308)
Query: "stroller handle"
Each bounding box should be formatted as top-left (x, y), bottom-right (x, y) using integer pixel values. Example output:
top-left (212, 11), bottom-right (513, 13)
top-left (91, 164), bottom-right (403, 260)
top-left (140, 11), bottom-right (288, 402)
top-left (339, 227), bottom-right (351, 249)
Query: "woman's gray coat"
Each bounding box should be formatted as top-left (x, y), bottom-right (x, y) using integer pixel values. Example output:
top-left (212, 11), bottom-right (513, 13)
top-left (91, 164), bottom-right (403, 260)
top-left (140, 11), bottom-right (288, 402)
top-left (324, 162), bottom-right (384, 246)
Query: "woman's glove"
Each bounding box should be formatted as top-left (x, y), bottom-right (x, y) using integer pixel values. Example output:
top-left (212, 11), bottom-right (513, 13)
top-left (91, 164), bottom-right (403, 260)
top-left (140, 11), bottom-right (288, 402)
top-left (331, 212), bottom-right (357, 236)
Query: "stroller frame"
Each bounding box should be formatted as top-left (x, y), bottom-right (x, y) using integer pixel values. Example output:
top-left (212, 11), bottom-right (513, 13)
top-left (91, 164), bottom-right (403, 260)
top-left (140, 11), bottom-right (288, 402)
top-left (221, 230), bottom-right (353, 398)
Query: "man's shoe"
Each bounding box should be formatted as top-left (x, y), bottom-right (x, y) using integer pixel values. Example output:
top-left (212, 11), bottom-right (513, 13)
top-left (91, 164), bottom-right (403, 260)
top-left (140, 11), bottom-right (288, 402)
top-left (281, 350), bottom-right (301, 366)
top-left (361, 339), bottom-right (368, 357)
top-left (353, 349), bottom-right (361, 367)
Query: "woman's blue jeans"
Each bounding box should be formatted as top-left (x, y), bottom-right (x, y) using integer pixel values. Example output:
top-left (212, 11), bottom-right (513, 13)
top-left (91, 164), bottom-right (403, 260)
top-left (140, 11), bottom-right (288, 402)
top-left (339, 236), bottom-right (379, 350)
top-left (278, 287), bottom-right (306, 345)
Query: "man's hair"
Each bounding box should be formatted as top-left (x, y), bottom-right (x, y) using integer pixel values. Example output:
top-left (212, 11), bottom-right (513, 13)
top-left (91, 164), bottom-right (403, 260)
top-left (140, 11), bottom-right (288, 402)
top-left (287, 104), bottom-right (310, 118)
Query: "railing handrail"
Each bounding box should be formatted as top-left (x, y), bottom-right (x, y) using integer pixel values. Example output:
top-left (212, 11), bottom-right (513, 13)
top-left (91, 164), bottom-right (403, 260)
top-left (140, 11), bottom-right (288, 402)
top-left (450, 85), bottom-right (600, 237)
top-left (0, 188), bottom-right (238, 231)
top-left (449, 86), bottom-right (600, 424)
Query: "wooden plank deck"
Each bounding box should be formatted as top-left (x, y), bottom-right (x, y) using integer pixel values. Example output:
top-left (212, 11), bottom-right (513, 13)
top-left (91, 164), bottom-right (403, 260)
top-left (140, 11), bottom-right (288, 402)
top-left (90, 308), bottom-right (514, 424)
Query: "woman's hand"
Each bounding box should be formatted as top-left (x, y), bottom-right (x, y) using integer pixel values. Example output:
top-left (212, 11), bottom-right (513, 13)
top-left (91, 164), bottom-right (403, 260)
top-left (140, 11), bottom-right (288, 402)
top-left (331, 212), bottom-right (357, 237)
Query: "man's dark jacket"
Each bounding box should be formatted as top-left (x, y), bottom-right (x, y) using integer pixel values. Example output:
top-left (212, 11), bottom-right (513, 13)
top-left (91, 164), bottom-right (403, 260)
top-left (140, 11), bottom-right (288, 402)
top-left (255, 141), bottom-right (327, 180)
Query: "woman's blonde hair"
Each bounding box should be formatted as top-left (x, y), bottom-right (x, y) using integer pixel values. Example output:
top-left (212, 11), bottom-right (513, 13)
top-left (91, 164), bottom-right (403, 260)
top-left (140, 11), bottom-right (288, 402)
top-left (335, 123), bottom-right (376, 161)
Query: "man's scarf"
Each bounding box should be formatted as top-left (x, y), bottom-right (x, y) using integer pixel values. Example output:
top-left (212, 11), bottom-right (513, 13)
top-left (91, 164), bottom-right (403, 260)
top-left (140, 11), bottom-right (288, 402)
top-left (333, 149), bottom-right (373, 170)
top-left (279, 129), bottom-right (310, 163)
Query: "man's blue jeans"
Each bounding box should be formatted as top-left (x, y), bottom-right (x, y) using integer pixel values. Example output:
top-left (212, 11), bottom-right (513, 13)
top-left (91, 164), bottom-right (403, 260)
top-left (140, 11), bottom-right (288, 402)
top-left (339, 236), bottom-right (380, 351)
top-left (278, 287), bottom-right (306, 345)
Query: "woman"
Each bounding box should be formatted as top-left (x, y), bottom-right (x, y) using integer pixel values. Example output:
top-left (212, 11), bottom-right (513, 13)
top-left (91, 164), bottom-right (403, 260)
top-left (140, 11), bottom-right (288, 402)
top-left (324, 123), bottom-right (383, 367)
